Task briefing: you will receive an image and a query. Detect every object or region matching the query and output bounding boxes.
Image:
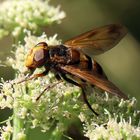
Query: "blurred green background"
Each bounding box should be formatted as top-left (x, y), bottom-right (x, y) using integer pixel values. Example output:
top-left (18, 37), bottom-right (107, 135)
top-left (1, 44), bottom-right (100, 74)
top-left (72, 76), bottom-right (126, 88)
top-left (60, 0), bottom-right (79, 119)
top-left (0, 0), bottom-right (140, 139)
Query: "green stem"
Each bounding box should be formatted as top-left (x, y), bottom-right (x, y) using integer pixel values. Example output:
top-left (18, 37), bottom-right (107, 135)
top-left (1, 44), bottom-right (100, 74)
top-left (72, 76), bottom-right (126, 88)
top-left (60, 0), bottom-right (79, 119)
top-left (49, 128), bottom-right (62, 140)
top-left (12, 107), bottom-right (26, 140)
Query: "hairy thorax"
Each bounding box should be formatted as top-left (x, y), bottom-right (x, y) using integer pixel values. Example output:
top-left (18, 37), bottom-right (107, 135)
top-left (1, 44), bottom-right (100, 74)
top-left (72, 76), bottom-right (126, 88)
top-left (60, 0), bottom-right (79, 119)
top-left (49, 45), bottom-right (80, 65)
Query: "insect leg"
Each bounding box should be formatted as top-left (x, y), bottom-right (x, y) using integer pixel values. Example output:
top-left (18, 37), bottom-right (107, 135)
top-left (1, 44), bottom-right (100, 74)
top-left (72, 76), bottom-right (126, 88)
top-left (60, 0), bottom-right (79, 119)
top-left (36, 73), bottom-right (63, 100)
top-left (80, 84), bottom-right (98, 116)
top-left (61, 74), bottom-right (98, 116)
top-left (17, 69), bottom-right (49, 84)
top-left (36, 80), bottom-right (63, 101)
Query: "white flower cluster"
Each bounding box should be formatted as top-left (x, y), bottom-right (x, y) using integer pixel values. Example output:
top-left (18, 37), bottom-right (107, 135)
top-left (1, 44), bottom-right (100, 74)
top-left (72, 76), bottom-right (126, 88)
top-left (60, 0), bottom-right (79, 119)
top-left (0, 121), bottom-right (13, 140)
top-left (0, 0), bottom-right (65, 38)
top-left (0, 33), bottom-right (81, 136)
top-left (84, 117), bottom-right (140, 140)
top-left (78, 95), bottom-right (140, 140)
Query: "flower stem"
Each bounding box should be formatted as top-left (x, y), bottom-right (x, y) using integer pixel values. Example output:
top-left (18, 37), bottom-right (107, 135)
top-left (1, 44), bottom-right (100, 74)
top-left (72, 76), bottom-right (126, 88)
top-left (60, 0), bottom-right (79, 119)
top-left (12, 107), bottom-right (26, 140)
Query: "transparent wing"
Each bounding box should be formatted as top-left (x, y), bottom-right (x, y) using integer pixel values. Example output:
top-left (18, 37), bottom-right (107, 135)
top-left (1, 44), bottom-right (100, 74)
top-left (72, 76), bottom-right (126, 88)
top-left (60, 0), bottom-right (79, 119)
top-left (65, 24), bottom-right (127, 56)
top-left (60, 65), bottom-right (128, 99)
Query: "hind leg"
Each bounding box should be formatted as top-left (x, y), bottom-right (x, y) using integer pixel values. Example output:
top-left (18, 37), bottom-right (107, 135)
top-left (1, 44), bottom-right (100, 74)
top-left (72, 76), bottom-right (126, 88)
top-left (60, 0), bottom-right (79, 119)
top-left (61, 74), bottom-right (99, 116)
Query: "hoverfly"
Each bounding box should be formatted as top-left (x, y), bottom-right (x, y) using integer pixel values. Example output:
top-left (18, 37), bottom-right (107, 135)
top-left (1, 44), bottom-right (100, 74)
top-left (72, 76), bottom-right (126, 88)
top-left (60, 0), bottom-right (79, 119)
top-left (23, 24), bottom-right (128, 116)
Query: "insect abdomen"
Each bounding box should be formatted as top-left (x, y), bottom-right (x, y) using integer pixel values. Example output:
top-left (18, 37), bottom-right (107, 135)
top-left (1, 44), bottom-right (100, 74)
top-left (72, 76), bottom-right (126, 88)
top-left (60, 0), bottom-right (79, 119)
top-left (92, 61), bottom-right (107, 79)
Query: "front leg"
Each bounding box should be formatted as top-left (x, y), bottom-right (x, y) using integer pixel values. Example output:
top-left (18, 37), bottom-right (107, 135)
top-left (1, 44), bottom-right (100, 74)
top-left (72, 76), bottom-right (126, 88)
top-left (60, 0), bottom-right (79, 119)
top-left (17, 67), bottom-right (50, 84)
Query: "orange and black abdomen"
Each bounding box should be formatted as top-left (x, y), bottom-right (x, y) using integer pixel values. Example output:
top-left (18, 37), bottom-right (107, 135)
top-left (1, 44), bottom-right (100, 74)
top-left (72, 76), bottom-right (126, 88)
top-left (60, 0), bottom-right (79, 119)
top-left (92, 61), bottom-right (107, 79)
top-left (78, 53), bottom-right (107, 79)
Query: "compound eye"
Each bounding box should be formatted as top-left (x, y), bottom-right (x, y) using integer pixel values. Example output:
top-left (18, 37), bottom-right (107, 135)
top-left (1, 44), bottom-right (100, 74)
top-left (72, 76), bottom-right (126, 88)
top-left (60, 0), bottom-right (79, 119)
top-left (35, 42), bottom-right (48, 48)
top-left (34, 49), bottom-right (45, 62)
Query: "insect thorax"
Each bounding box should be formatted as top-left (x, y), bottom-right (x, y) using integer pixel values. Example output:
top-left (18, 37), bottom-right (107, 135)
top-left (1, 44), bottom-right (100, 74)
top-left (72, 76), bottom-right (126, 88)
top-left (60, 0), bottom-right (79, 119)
top-left (49, 45), bottom-right (80, 64)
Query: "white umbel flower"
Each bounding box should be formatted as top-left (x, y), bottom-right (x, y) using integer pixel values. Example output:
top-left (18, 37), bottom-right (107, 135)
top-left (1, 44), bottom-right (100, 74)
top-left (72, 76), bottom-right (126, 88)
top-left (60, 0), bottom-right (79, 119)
top-left (0, 0), bottom-right (65, 38)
